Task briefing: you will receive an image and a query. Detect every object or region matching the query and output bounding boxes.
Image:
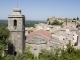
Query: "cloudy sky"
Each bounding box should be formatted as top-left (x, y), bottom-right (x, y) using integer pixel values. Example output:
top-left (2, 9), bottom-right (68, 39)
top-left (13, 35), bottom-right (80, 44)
top-left (0, 0), bottom-right (80, 21)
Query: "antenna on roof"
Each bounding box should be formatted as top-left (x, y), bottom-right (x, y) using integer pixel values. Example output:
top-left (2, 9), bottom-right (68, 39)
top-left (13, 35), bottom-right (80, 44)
top-left (17, 2), bottom-right (18, 7)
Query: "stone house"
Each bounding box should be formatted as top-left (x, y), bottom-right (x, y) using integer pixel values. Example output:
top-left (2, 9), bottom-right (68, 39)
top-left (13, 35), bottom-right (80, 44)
top-left (26, 29), bottom-right (51, 56)
top-left (51, 28), bottom-right (78, 46)
top-left (26, 29), bottom-right (64, 56)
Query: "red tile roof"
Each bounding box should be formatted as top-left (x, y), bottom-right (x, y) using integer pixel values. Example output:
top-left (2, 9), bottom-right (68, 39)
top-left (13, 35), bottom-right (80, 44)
top-left (27, 29), bottom-right (51, 39)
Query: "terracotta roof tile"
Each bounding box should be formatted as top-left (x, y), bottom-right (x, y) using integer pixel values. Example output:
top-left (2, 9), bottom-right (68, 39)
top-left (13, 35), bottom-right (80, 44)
top-left (27, 29), bottom-right (51, 39)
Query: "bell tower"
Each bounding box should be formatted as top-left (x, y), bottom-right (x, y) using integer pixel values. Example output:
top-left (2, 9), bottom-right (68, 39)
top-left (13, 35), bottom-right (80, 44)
top-left (8, 6), bottom-right (25, 54)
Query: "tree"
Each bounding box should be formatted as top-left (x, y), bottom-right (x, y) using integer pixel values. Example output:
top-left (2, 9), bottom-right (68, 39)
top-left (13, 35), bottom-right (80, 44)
top-left (38, 49), bottom-right (56, 60)
top-left (14, 53), bottom-right (25, 60)
top-left (23, 46), bottom-right (35, 60)
top-left (76, 24), bottom-right (80, 28)
top-left (77, 17), bottom-right (79, 20)
top-left (73, 18), bottom-right (76, 20)
top-left (48, 21), bottom-right (51, 25)
top-left (2, 55), bottom-right (15, 60)
top-left (51, 20), bottom-right (63, 26)
top-left (0, 26), bottom-right (10, 59)
top-left (65, 18), bottom-right (67, 25)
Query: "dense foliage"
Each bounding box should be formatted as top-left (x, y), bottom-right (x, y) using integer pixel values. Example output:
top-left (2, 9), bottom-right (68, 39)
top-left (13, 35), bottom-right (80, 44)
top-left (0, 26), bottom-right (10, 59)
top-left (76, 24), bottom-right (80, 28)
top-left (73, 17), bottom-right (79, 20)
top-left (73, 18), bottom-right (76, 20)
top-left (2, 47), bottom-right (37, 60)
top-left (77, 17), bottom-right (79, 20)
top-left (25, 22), bottom-right (35, 27)
top-left (0, 20), bottom-right (8, 27)
top-left (49, 20), bottom-right (63, 26)
top-left (57, 44), bottom-right (80, 60)
top-left (1, 44), bottom-right (80, 60)
top-left (38, 44), bottom-right (80, 60)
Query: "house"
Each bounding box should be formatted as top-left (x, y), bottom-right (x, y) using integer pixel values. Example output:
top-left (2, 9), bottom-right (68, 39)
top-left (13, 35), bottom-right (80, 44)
top-left (26, 29), bottom-right (65, 56)
top-left (26, 29), bottom-right (51, 56)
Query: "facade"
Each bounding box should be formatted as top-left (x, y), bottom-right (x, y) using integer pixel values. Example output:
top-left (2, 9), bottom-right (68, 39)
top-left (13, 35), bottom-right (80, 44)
top-left (77, 29), bottom-right (80, 46)
top-left (8, 6), bottom-right (25, 54)
top-left (26, 29), bottom-right (51, 56)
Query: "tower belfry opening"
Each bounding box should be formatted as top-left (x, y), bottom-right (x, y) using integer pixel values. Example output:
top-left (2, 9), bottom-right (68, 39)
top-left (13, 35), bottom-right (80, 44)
top-left (14, 20), bottom-right (17, 26)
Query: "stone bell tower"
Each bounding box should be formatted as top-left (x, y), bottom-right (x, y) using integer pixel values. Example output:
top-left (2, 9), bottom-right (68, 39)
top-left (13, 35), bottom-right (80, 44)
top-left (8, 6), bottom-right (25, 54)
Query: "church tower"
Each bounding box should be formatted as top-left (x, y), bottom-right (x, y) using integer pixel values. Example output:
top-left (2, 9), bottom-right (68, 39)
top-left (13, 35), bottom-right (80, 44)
top-left (8, 6), bottom-right (25, 54)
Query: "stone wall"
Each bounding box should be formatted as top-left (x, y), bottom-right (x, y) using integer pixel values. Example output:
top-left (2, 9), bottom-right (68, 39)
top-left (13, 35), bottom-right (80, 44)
top-left (26, 34), bottom-right (50, 56)
top-left (26, 34), bottom-right (64, 56)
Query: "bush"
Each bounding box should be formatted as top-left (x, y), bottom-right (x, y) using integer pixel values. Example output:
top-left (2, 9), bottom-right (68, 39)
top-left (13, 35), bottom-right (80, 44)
top-left (76, 24), bottom-right (80, 28)
top-left (50, 20), bottom-right (63, 25)
top-left (0, 26), bottom-right (10, 59)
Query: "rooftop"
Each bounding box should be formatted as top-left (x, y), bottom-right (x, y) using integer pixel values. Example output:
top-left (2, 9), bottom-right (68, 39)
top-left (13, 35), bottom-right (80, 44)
top-left (27, 29), bottom-right (51, 39)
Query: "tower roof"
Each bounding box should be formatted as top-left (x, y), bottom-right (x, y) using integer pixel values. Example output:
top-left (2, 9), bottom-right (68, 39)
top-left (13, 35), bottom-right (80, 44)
top-left (13, 6), bottom-right (21, 12)
top-left (8, 6), bottom-right (25, 18)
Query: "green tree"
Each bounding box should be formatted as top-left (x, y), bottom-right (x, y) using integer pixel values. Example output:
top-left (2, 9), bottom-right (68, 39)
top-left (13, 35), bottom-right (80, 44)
top-left (65, 18), bottom-right (67, 25)
top-left (14, 53), bottom-right (25, 60)
top-left (77, 17), bottom-right (79, 20)
top-left (57, 44), bottom-right (80, 60)
top-left (38, 49), bottom-right (56, 60)
top-left (48, 21), bottom-right (51, 25)
top-left (76, 24), bottom-right (80, 28)
top-left (2, 55), bottom-right (15, 60)
top-left (51, 20), bottom-right (63, 25)
top-left (0, 26), bottom-right (10, 59)
top-left (24, 46), bottom-right (35, 60)
top-left (73, 18), bottom-right (76, 20)
top-left (25, 23), bottom-right (35, 27)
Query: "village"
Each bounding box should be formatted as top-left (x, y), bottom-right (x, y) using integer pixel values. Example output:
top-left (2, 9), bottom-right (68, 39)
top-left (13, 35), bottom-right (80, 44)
top-left (6, 6), bottom-right (80, 57)
top-left (1, 0), bottom-right (80, 60)
top-left (25, 16), bottom-right (80, 56)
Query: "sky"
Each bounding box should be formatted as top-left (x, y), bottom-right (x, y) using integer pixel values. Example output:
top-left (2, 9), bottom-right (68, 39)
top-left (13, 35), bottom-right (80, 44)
top-left (0, 0), bottom-right (80, 21)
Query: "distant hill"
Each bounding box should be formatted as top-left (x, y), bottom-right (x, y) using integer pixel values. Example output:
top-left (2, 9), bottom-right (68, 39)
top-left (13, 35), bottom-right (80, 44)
top-left (0, 20), bottom-right (46, 27)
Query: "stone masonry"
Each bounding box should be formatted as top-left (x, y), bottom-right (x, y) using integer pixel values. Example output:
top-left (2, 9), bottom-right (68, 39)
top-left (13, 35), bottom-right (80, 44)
top-left (8, 6), bottom-right (25, 54)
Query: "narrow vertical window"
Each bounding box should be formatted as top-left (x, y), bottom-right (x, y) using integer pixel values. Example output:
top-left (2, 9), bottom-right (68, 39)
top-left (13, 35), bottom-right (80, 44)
top-left (14, 20), bottom-right (17, 26)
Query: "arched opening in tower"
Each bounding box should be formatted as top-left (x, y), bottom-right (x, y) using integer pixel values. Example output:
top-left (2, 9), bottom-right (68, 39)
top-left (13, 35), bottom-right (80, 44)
top-left (14, 20), bottom-right (17, 26)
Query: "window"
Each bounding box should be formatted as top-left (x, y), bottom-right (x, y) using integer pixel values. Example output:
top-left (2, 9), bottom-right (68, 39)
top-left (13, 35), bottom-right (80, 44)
top-left (14, 20), bottom-right (17, 26)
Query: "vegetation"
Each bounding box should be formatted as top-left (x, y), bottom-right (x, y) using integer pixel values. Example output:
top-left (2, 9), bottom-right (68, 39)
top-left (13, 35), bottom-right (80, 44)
top-left (0, 20), bottom-right (46, 27)
top-left (2, 47), bottom-right (37, 60)
top-left (77, 17), bottom-right (79, 20)
top-left (0, 26), bottom-right (10, 59)
top-left (38, 49), bottom-right (56, 60)
top-left (39, 44), bottom-right (80, 60)
top-left (25, 23), bottom-right (35, 27)
top-left (1, 43), bottom-right (80, 60)
top-left (76, 24), bottom-right (80, 28)
top-left (0, 20), bottom-right (8, 27)
top-left (49, 20), bottom-right (63, 26)
top-left (73, 17), bottom-right (79, 20)
top-left (48, 21), bottom-right (51, 25)
top-left (57, 44), bottom-right (78, 60)
top-left (73, 18), bottom-right (76, 20)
